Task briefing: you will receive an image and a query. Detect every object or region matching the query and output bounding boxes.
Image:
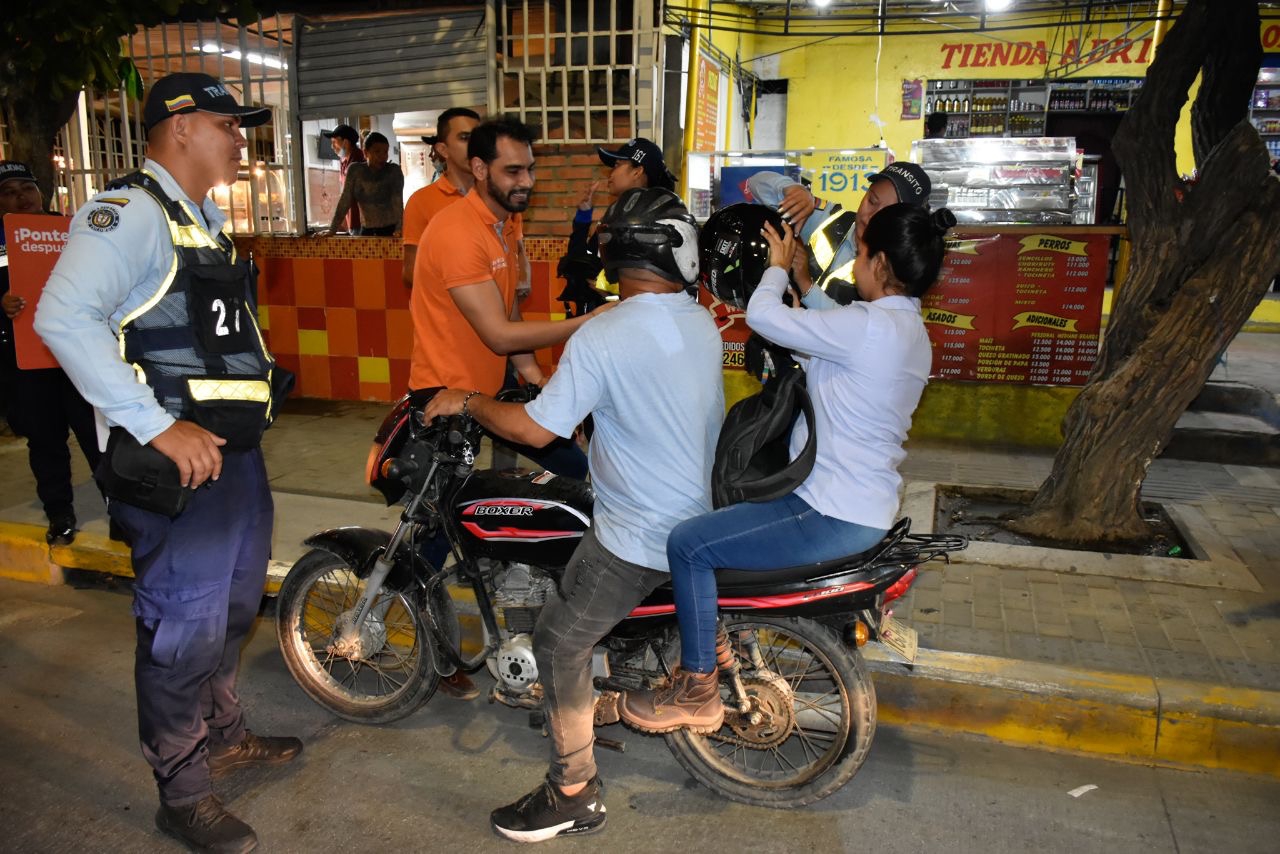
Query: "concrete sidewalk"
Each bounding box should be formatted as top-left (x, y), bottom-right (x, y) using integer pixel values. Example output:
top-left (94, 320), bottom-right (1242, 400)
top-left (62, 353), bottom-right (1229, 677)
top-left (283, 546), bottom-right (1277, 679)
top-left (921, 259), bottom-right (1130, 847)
top-left (2, 335), bottom-right (1277, 778)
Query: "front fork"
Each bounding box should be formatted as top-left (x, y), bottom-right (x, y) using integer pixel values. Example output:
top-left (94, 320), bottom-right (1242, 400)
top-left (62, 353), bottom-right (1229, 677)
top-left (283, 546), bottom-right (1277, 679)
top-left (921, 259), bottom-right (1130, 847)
top-left (341, 459), bottom-right (443, 651)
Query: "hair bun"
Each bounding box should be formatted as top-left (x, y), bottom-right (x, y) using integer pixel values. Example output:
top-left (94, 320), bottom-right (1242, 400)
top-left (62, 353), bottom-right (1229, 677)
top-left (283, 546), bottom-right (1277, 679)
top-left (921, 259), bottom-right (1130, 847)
top-left (932, 207), bottom-right (957, 234)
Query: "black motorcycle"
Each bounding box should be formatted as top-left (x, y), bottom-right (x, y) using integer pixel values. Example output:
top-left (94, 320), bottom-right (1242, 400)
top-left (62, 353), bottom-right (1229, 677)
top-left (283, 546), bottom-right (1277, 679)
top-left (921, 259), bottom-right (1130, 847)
top-left (275, 390), bottom-right (966, 807)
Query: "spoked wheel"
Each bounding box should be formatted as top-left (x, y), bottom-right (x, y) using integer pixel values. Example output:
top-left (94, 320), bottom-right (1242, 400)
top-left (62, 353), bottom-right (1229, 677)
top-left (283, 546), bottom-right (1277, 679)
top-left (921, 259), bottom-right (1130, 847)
top-left (664, 614), bottom-right (875, 807)
top-left (276, 549), bottom-right (439, 723)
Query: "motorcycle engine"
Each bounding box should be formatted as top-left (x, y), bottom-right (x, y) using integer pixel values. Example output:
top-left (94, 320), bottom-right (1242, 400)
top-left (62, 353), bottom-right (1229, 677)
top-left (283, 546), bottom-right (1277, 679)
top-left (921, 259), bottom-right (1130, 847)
top-left (493, 634), bottom-right (539, 691)
top-left (491, 563), bottom-right (558, 693)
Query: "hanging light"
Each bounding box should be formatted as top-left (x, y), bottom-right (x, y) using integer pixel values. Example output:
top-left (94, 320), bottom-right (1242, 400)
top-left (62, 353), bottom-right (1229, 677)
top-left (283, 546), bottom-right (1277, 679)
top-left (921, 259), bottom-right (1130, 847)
top-left (985, 0), bottom-right (1015, 10)
top-left (813, 0), bottom-right (833, 6)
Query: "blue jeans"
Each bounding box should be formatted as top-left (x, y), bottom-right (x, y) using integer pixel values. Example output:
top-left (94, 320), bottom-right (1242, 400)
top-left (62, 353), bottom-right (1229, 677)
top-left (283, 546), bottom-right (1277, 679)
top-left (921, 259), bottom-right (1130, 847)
top-left (668, 492), bottom-right (887, 673)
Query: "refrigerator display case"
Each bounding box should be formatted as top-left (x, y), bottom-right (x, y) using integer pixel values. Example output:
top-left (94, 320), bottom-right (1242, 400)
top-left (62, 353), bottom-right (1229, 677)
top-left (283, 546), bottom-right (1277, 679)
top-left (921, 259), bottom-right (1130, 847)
top-left (910, 137), bottom-right (1078, 225)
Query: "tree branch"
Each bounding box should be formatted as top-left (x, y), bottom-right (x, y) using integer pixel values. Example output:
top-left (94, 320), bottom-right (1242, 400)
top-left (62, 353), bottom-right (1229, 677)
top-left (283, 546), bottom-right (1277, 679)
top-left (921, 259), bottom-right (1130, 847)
top-left (1191, 1), bottom-right (1262, 162)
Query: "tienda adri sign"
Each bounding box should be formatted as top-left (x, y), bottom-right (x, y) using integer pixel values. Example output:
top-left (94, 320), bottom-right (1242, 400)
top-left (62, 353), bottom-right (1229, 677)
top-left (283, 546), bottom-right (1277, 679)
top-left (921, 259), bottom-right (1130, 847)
top-left (939, 37), bottom-right (1156, 69)
top-left (941, 20), bottom-right (1280, 69)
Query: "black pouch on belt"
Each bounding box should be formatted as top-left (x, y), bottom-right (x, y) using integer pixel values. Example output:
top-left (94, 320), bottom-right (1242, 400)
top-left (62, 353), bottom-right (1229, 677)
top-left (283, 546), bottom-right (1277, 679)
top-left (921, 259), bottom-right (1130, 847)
top-left (95, 427), bottom-right (191, 517)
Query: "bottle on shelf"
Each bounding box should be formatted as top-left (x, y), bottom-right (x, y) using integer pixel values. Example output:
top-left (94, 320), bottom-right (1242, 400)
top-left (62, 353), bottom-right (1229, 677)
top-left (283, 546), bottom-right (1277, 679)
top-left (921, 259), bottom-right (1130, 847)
top-left (962, 96), bottom-right (970, 111)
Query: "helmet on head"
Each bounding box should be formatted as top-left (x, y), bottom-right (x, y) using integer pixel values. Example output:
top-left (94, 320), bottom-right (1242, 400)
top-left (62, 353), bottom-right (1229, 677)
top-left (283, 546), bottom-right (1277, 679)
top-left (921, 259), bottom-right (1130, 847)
top-left (699, 203), bottom-right (785, 308)
top-left (597, 187), bottom-right (699, 286)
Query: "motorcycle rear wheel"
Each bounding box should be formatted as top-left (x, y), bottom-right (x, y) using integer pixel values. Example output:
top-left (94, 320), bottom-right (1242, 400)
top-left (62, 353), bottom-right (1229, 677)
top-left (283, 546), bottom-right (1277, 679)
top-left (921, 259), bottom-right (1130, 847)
top-left (276, 549), bottom-right (439, 724)
top-left (664, 614), bottom-right (875, 807)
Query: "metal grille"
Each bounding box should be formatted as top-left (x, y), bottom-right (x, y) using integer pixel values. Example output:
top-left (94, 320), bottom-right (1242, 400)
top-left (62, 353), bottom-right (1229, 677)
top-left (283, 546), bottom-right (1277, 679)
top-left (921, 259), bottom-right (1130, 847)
top-left (497, 0), bottom-right (660, 143)
top-left (52, 15), bottom-right (294, 235)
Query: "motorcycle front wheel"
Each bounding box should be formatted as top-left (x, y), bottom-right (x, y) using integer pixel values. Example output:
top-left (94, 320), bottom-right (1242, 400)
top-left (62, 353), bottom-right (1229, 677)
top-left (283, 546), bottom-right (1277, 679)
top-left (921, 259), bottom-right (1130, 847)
top-left (664, 614), bottom-right (875, 807)
top-left (276, 549), bottom-right (440, 724)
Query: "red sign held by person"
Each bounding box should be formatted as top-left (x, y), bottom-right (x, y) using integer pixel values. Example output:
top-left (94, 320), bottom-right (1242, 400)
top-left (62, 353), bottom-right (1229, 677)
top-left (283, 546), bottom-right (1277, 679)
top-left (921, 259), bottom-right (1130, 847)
top-left (3, 213), bottom-right (71, 370)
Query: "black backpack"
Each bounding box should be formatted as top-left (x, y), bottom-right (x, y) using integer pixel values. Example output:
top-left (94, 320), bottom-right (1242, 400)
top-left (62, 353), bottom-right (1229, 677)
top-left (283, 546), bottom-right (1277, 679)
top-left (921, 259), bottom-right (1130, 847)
top-left (711, 335), bottom-right (817, 509)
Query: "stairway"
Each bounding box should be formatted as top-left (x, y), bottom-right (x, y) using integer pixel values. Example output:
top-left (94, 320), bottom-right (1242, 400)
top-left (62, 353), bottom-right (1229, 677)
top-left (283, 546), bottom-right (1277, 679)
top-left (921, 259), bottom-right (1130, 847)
top-left (1164, 381), bottom-right (1280, 466)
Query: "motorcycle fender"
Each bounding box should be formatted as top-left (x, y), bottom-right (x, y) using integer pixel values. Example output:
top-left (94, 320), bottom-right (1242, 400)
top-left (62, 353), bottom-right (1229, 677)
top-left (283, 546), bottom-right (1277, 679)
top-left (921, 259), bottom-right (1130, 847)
top-left (302, 526), bottom-right (419, 591)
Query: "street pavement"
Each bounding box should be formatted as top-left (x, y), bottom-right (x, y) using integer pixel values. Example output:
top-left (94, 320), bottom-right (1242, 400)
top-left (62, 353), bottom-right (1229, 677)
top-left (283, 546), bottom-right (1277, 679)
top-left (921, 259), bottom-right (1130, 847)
top-left (0, 331), bottom-right (1277, 789)
top-left (2, 577), bottom-right (1278, 854)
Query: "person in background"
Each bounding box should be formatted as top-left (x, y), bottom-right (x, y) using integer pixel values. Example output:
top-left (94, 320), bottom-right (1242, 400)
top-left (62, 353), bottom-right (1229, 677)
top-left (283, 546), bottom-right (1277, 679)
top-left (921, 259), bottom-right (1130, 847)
top-left (423, 186), bottom-right (723, 843)
top-left (556, 138), bottom-right (677, 315)
top-left (0, 160), bottom-right (102, 546)
top-left (621, 203), bottom-right (956, 734)
top-left (34, 72), bottom-right (301, 853)
top-left (322, 123), bottom-right (365, 233)
top-left (748, 161), bottom-right (932, 307)
top-left (925, 111), bottom-right (949, 139)
top-left (402, 107), bottom-right (482, 288)
top-left (326, 131), bottom-right (403, 236)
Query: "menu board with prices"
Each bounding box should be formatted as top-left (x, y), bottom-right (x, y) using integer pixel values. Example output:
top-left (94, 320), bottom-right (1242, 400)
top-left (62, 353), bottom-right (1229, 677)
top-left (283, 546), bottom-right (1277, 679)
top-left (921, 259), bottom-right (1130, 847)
top-left (922, 230), bottom-right (1107, 385)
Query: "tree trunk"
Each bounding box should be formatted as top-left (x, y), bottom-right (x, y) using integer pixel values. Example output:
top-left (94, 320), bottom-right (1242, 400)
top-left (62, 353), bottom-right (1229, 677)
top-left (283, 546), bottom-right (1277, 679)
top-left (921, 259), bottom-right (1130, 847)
top-left (1009, 0), bottom-right (1280, 545)
top-left (1, 91), bottom-right (81, 207)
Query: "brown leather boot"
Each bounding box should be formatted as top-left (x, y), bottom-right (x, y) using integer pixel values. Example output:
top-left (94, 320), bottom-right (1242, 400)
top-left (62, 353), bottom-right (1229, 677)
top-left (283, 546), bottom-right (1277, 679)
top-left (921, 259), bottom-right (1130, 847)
top-left (208, 731), bottom-right (303, 778)
top-left (155, 795), bottom-right (257, 853)
top-left (619, 667), bottom-right (724, 734)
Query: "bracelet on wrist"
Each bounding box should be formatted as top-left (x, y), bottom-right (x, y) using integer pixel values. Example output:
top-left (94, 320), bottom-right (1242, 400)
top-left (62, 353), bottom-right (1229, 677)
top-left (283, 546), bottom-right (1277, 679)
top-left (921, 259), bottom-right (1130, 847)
top-left (461, 390), bottom-right (481, 419)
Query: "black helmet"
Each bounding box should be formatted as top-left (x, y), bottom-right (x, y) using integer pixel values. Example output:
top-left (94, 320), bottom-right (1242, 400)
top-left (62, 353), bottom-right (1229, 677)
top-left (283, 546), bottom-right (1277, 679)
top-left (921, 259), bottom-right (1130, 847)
top-left (597, 187), bottom-right (699, 286)
top-left (699, 203), bottom-right (785, 308)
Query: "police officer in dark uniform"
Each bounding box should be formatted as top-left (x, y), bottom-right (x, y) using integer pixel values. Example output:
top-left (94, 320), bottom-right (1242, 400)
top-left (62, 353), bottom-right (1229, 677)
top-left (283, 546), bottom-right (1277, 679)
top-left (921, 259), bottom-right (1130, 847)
top-left (35, 73), bottom-right (299, 853)
top-left (0, 160), bottom-right (102, 545)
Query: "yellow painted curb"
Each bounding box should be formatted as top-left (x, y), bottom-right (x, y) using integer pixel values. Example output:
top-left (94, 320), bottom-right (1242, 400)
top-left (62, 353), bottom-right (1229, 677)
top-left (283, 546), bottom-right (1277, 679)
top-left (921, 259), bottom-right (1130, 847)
top-left (1154, 679), bottom-right (1280, 776)
top-left (0, 522), bottom-right (64, 585)
top-left (869, 649), bottom-right (1158, 760)
top-left (866, 648), bottom-right (1280, 778)
top-left (50, 533), bottom-right (134, 578)
top-left (1103, 290), bottom-right (1280, 333)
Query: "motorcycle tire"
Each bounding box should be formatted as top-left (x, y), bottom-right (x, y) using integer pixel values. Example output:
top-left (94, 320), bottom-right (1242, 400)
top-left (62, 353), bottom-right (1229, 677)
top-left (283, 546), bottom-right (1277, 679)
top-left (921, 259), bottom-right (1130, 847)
top-left (276, 548), bottom-right (440, 724)
top-left (664, 614), bottom-right (875, 808)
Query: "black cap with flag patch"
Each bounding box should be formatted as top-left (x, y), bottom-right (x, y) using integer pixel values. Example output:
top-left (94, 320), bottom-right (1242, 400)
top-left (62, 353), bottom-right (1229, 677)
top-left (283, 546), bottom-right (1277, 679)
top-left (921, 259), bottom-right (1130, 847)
top-left (143, 72), bottom-right (270, 133)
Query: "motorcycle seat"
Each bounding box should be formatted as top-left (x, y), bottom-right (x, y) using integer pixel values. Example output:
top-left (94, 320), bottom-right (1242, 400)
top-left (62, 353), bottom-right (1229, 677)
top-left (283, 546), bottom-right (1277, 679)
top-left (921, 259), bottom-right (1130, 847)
top-left (711, 517), bottom-right (913, 594)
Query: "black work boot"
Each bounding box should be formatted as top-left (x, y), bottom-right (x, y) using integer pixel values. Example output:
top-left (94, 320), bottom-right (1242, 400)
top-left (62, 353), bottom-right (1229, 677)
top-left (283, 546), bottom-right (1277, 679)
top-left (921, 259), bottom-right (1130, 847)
top-left (490, 775), bottom-right (606, 843)
top-left (207, 731), bottom-right (302, 778)
top-left (155, 795), bottom-right (257, 853)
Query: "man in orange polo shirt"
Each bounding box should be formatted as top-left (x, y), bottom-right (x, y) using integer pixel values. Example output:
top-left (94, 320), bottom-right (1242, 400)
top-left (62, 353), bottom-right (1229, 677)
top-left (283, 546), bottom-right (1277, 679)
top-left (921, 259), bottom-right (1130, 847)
top-left (401, 107), bottom-right (481, 289)
top-left (411, 117), bottom-right (600, 702)
top-left (411, 116), bottom-right (601, 403)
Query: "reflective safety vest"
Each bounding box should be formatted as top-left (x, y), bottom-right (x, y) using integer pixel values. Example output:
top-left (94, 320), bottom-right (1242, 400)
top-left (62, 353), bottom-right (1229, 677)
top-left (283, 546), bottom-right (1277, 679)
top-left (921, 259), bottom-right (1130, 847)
top-left (107, 170), bottom-right (282, 449)
top-left (806, 207), bottom-right (858, 303)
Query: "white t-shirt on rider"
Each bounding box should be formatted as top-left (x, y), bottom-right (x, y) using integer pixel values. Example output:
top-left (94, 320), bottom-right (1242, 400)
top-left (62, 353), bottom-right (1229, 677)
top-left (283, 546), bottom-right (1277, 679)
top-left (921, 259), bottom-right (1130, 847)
top-left (747, 266), bottom-right (931, 531)
top-left (525, 291), bottom-right (724, 571)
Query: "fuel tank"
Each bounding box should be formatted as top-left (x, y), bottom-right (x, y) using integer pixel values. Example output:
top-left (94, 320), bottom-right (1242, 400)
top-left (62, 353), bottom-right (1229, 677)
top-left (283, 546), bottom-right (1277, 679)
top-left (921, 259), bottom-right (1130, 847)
top-left (453, 469), bottom-right (594, 565)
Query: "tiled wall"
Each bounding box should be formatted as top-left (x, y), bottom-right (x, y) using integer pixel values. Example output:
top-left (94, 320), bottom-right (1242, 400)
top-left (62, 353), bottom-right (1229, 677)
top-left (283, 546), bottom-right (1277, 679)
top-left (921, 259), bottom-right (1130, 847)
top-left (242, 235), bottom-right (568, 403)
top-left (241, 143), bottom-right (692, 404)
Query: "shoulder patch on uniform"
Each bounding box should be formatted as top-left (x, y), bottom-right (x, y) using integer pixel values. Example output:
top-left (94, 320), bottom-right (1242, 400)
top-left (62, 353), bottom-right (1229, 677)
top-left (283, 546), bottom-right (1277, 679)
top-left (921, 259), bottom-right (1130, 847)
top-left (96, 196), bottom-right (131, 207)
top-left (87, 206), bottom-right (121, 232)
